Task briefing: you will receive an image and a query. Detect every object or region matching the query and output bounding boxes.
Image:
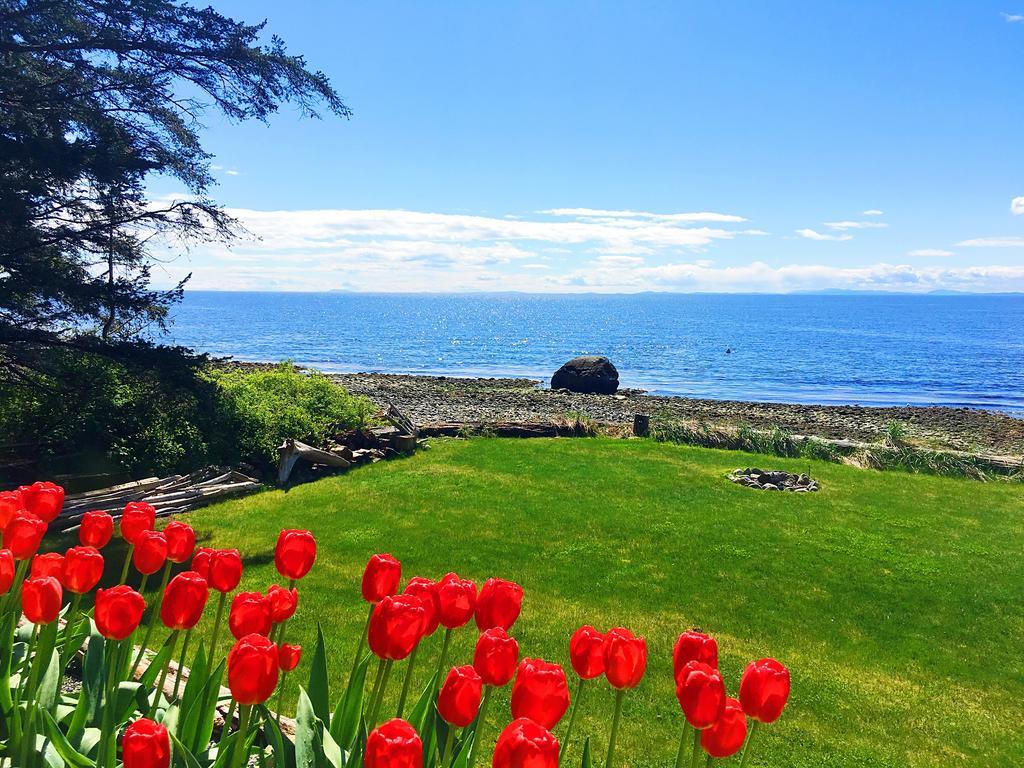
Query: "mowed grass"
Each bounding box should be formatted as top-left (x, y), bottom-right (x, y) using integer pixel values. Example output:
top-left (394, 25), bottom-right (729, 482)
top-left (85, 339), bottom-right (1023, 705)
top-left (168, 438), bottom-right (1022, 767)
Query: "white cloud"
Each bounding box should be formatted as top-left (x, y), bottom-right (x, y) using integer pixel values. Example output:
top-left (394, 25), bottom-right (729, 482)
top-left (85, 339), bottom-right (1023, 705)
top-left (796, 228), bottom-right (853, 242)
top-left (1001, 12), bottom-right (1024, 22)
top-left (957, 236), bottom-right (1024, 247)
top-left (907, 249), bottom-right (955, 257)
top-left (1011, 196), bottom-right (1024, 215)
top-left (862, 209), bottom-right (884, 216)
top-left (824, 220), bottom-right (888, 230)
top-left (540, 208), bottom-right (746, 223)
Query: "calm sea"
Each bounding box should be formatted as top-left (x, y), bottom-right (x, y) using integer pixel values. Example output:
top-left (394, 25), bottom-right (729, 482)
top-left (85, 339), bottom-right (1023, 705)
top-left (164, 292), bottom-right (1024, 414)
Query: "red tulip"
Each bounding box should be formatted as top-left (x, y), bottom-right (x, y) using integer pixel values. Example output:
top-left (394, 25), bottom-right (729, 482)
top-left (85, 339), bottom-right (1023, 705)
top-left (63, 546), bottom-right (104, 594)
top-left (229, 591), bottom-right (273, 639)
top-left (6, 512), bottom-right (47, 560)
top-left (361, 553), bottom-right (401, 603)
top-left (739, 658), bottom-right (790, 724)
top-left (701, 697), bottom-right (748, 758)
top-left (160, 571), bottom-right (209, 630)
top-left (163, 521), bottom-right (195, 563)
top-left (30, 552), bottom-right (65, 582)
top-left (365, 718), bottom-right (422, 768)
top-left (438, 665), bottom-right (483, 727)
top-left (437, 572), bottom-right (477, 628)
top-left (228, 633), bottom-right (280, 704)
top-left (120, 501), bottom-right (155, 544)
top-left (208, 548), bottom-right (243, 592)
top-left (569, 625), bottom-right (606, 679)
top-left (475, 577), bottom-right (524, 631)
top-left (368, 594), bottom-right (426, 660)
top-left (0, 490), bottom-right (24, 530)
top-left (132, 530), bottom-right (167, 576)
top-left (676, 661), bottom-right (726, 729)
top-left (492, 718), bottom-right (559, 768)
top-left (604, 627), bottom-right (647, 689)
top-left (473, 626), bottom-right (519, 686)
top-left (274, 529), bottom-right (316, 580)
top-left (0, 550), bottom-right (14, 594)
top-left (79, 510), bottom-right (114, 548)
top-left (267, 583), bottom-right (299, 623)
top-left (122, 718), bottom-right (170, 768)
top-left (403, 576), bottom-right (440, 636)
top-left (95, 585), bottom-right (146, 640)
top-left (280, 643), bottom-right (303, 672)
top-left (22, 575), bottom-right (62, 623)
top-left (673, 631), bottom-right (718, 683)
top-left (17, 481), bottom-right (64, 524)
top-left (511, 658), bottom-right (570, 729)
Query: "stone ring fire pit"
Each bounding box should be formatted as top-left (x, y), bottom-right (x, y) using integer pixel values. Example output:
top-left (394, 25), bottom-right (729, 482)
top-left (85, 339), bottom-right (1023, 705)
top-left (729, 468), bottom-right (819, 492)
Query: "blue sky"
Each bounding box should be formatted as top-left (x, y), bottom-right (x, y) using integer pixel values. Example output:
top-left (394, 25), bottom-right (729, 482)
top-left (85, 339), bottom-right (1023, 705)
top-left (152, 1), bottom-right (1024, 292)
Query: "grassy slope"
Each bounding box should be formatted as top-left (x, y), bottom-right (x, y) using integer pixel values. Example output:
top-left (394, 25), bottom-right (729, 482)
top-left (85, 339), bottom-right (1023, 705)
top-left (174, 438), bottom-right (1023, 768)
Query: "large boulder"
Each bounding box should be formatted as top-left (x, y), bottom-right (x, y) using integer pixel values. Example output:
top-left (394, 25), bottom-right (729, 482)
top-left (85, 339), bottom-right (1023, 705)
top-left (550, 356), bottom-right (619, 394)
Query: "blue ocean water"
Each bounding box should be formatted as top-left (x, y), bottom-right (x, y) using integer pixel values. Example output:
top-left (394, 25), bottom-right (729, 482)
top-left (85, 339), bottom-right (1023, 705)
top-left (164, 292), bottom-right (1024, 413)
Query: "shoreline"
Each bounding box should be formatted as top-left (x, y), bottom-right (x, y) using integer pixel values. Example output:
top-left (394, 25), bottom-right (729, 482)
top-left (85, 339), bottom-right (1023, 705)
top-left (326, 372), bottom-right (1024, 457)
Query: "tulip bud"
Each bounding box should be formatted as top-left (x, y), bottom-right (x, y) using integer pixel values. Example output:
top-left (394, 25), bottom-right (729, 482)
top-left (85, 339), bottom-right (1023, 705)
top-left (268, 583), bottom-right (299, 623)
top-left (361, 553), bottom-right (401, 603)
top-left (511, 658), bottom-right (570, 729)
top-left (438, 665), bottom-right (483, 727)
top-left (17, 481), bottom-right (64, 524)
top-left (700, 697), bottom-right (748, 758)
top-left (133, 530), bottom-right (167, 575)
top-left (228, 633), bottom-right (280, 705)
top-left (208, 548), bottom-right (243, 592)
top-left (739, 658), bottom-right (790, 724)
top-left (6, 512), bottom-right (47, 560)
top-left (95, 585), bottom-right (146, 640)
top-left (274, 529), bottom-right (316, 580)
top-left (492, 718), bottom-right (559, 768)
top-left (676, 661), bottom-right (726, 729)
top-left (368, 594), bottom-right (426, 660)
top-left (279, 643), bottom-right (303, 672)
top-left (163, 521), bottom-right (195, 563)
top-left (473, 626), bottom-right (519, 687)
top-left (0, 550), bottom-right (14, 595)
top-left (569, 625), bottom-right (606, 679)
top-left (603, 627), bottom-right (647, 690)
top-left (79, 510), bottom-right (114, 549)
top-left (474, 577), bottom-right (524, 631)
top-left (22, 575), bottom-right (62, 624)
top-left (673, 630), bottom-right (718, 683)
top-left (161, 571), bottom-right (209, 630)
top-left (63, 546), bottom-right (104, 594)
top-left (437, 572), bottom-right (476, 629)
top-left (403, 576), bottom-right (440, 637)
top-left (365, 719), bottom-right (423, 768)
top-left (30, 552), bottom-right (65, 582)
top-left (0, 490), bottom-right (23, 531)
top-left (120, 501), bottom-right (155, 544)
top-left (122, 717), bottom-right (170, 768)
top-left (229, 591), bottom-right (273, 639)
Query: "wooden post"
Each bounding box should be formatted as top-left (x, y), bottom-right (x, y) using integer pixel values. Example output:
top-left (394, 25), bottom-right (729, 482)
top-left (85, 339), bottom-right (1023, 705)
top-left (632, 414), bottom-right (650, 437)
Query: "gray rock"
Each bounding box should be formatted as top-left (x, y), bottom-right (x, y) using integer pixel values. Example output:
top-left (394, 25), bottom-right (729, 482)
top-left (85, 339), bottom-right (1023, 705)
top-left (550, 356), bottom-right (620, 395)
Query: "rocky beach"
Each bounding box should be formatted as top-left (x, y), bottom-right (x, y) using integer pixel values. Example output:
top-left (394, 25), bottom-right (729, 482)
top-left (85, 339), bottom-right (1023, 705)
top-left (329, 372), bottom-right (1024, 457)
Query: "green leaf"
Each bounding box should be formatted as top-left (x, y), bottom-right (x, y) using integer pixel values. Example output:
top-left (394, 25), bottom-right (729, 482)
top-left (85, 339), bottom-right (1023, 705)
top-left (169, 731), bottom-right (204, 768)
top-left (114, 680), bottom-right (145, 724)
top-left (177, 645), bottom-right (210, 751)
top-left (407, 671), bottom-right (438, 738)
top-left (41, 710), bottom-right (96, 768)
top-left (257, 706), bottom-right (294, 768)
top-left (308, 624), bottom-right (330, 724)
top-left (322, 726), bottom-right (343, 768)
top-left (294, 687), bottom-right (322, 768)
top-left (139, 634), bottom-right (176, 694)
top-left (328, 652), bottom-right (369, 749)
top-left (37, 649), bottom-right (62, 712)
top-left (192, 661), bottom-right (226, 754)
top-left (450, 731), bottom-right (475, 768)
top-left (581, 737), bottom-right (593, 768)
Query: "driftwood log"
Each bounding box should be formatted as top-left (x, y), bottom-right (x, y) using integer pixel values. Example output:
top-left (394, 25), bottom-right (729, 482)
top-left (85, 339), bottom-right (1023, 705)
top-left (277, 438), bottom-right (352, 486)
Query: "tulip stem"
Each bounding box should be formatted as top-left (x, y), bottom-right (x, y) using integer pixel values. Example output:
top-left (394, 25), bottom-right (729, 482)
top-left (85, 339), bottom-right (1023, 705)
top-left (229, 704), bottom-right (253, 768)
top-left (207, 590), bottom-right (228, 664)
top-left (368, 659), bottom-right (394, 727)
top-left (2, 559), bottom-right (30, 616)
top-left (367, 657), bottom-right (386, 720)
top-left (99, 639), bottom-right (124, 768)
top-left (150, 630), bottom-right (179, 716)
top-left (434, 627), bottom-right (452, 684)
top-left (172, 629), bottom-right (192, 700)
top-left (275, 670), bottom-right (290, 729)
top-left (395, 643), bottom-right (419, 718)
top-left (467, 685), bottom-right (493, 768)
top-left (440, 723), bottom-right (456, 768)
top-left (674, 723), bottom-right (692, 768)
top-left (604, 688), bottom-right (626, 768)
top-left (560, 677), bottom-right (586, 763)
top-left (688, 726), bottom-right (703, 768)
top-left (118, 544), bottom-right (135, 585)
top-left (737, 720), bottom-right (759, 768)
top-left (130, 561), bottom-right (172, 677)
top-left (348, 602), bottom-right (374, 686)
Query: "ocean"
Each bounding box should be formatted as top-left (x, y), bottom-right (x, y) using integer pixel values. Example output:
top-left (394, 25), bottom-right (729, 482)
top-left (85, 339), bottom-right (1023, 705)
top-left (164, 292), bottom-right (1024, 414)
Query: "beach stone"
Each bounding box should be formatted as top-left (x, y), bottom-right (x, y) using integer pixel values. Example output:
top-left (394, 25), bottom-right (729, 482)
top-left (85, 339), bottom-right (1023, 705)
top-left (728, 468), bottom-right (820, 492)
top-left (550, 356), bottom-right (619, 394)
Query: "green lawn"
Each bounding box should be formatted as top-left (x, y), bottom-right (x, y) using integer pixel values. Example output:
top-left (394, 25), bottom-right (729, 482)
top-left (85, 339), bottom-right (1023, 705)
top-left (168, 438), bottom-right (1022, 767)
